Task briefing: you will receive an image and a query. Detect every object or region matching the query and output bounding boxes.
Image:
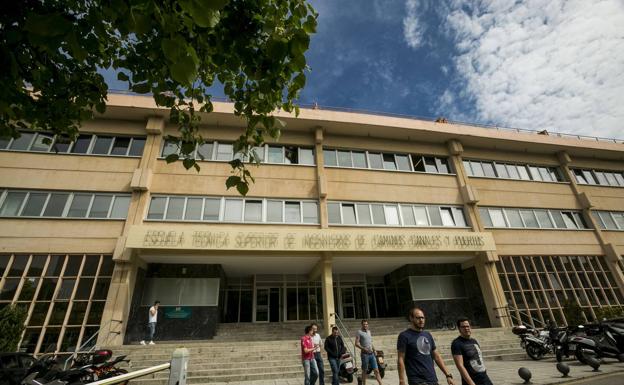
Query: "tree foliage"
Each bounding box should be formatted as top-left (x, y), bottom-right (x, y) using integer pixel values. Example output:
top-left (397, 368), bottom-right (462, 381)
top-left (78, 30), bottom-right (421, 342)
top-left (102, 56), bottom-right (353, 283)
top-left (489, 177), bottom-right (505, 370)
top-left (0, 0), bottom-right (317, 195)
top-left (0, 305), bottom-right (27, 352)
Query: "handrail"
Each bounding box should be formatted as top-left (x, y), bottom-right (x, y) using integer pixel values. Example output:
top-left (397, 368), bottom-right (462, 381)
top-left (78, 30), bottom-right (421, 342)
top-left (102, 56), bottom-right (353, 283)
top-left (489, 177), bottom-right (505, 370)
top-left (331, 313), bottom-right (358, 367)
top-left (86, 362), bottom-right (171, 385)
top-left (63, 319), bottom-right (123, 370)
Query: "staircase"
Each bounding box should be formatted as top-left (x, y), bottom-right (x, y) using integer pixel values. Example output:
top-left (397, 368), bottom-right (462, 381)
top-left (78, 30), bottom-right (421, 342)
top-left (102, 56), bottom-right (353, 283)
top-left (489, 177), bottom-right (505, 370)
top-left (112, 319), bottom-right (526, 384)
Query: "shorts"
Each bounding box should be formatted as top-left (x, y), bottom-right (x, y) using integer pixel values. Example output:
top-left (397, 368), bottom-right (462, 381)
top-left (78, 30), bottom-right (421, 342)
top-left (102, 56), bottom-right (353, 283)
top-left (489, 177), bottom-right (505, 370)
top-left (361, 353), bottom-right (378, 370)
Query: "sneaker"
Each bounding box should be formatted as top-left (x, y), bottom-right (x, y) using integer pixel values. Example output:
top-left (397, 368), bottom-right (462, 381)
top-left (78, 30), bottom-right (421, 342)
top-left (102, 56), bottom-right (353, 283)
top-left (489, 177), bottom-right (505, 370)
top-left (140, 340), bottom-right (146, 345)
top-left (149, 341), bottom-right (155, 345)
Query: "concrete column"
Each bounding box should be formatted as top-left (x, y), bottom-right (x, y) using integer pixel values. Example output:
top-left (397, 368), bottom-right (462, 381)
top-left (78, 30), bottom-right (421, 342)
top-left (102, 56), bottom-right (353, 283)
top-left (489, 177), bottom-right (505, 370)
top-left (557, 151), bottom-right (624, 299)
top-left (447, 140), bottom-right (511, 327)
top-left (314, 127), bottom-right (328, 228)
top-left (98, 116), bottom-right (164, 346)
top-left (320, 255), bottom-right (336, 337)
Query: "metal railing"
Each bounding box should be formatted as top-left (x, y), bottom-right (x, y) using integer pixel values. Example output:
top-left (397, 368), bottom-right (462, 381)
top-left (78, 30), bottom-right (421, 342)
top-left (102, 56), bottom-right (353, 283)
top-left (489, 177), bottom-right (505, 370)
top-left (500, 304), bottom-right (547, 329)
top-left (87, 363), bottom-right (171, 385)
top-left (63, 319), bottom-right (123, 370)
top-left (331, 312), bottom-right (358, 367)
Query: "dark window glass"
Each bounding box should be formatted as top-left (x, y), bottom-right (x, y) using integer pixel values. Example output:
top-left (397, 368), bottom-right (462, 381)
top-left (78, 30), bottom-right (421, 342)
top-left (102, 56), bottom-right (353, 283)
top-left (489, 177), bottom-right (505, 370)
top-left (51, 135), bottom-right (71, 153)
top-left (99, 257), bottom-right (114, 276)
top-left (43, 193), bottom-right (69, 217)
top-left (63, 256), bottom-right (83, 276)
top-left (57, 279), bottom-right (75, 300)
top-left (0, 278), bottom-right (19, 300)
top-left (74, 278), bottom-right (94, 300)
top-left (29, 303), bottom-right (50, 326)
top-left (0, 191), bottom-right (27, 216)
top-left (424, 157), bottom-right (437, 173)
top-left (8, 255), bottom-right (28, 276)
top-left (68, 302), bottom-right (88, 324)
top-left (46, 255), bottom-right (65, 276)
top-left (110, 137), bottom-right (130, 155)
top-left (92, 279), bottom-right (110, 300)
top-left (67, 194), bottom-right (92, 218)
top-left (0, 136), bottom-right (10, 149)
top-left (436, 158), bottom-right (450, 173)
top-left (382, 154), bottom-right (396, 170)
top-left (88, 195), bottom-right (112, 218)
top-left (27, 255), bottom-right (47, 276)
top-left (37, 278), bottom-right (58, 300)
top-left (284, 146), bottom-right (298, 164)
top-left (87, 301), bottom-right (105, 324)
top-left (0, 255), bottom-right (10, 277)
top-left (49, 302), bottom-right (69, 325)
top-left (328, 203), bottom-right (341, 224)
top-left (20, 329), bottom-right (41, 353)
top-left (92, 136), bottom-right (113, 154)
top-left (203, 198), bottom-right (220, 221)
top-left (9, 132), bottom-right (34, 150)
top-left (40, 328), bottom-right (60, 352)
top-left (128, 137), bottom-right (145, 156)
top-left (413, 156), bottom-right (426, 172)
top-left (70, 135), bottom-right (92, 154)
top-left (110, 196), bottom-right (130, 219)
top-left (147, 197), bottom-right (166, 219)
top-left (60, 327), bottom-right (82, 352)
top-left (81, 256), bottom-right (100, 276)
top-left (22, 193), bottom-right (48, 216)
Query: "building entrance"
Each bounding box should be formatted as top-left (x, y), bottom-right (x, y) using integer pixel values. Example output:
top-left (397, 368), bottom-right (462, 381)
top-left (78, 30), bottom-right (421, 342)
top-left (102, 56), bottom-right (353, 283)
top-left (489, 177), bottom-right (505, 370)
top-left (255, 287), bottom-right (281, 322)
top-left (336, 286), bottom-right (368, 319)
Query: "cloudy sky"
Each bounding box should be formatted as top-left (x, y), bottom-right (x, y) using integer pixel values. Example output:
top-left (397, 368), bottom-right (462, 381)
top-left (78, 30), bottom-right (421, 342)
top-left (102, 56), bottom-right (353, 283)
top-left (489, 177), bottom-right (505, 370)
top-left (299, 0), bottom-right (624, 139)
top-left (104, 0), bottom-right (624, 139)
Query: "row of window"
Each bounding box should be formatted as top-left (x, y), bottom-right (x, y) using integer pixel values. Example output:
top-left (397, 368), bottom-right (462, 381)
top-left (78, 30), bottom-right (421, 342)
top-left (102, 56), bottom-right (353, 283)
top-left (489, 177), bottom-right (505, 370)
top-left (480, 207), bottom-right (588, 229)
top-left (0, 190), bottom-right (131, 219)
top-left (592, 211), bottom-right (624, 231)
top-left (147, 196), bottom-right (319, 224)
top-left (327, 202), bottom-right (467, 227)
top-left (463, 159), bottom-right (563, 182)
top-left (323, 149), bottom-right (452, 174)
top-left (573, 168), bottom-right (624, 187)
top-left (0, 132), bottom-right (145, 157)
top-left (161, 140), bottom-right (316, 165)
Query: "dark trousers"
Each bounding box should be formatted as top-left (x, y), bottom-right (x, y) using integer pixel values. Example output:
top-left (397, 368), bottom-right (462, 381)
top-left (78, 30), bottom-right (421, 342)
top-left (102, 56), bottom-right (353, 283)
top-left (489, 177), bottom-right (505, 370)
top-left (314, 352), bottom-right (325, 385)
top-left (328, 357), bottom-right (339, 385)
top-left (145, 322), bottom-right (156, 341)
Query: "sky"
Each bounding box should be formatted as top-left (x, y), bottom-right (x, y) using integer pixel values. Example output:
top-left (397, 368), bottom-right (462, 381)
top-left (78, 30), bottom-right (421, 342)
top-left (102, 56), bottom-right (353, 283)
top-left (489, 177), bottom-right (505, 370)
top-left (105, 0), bottom-right (624, 139)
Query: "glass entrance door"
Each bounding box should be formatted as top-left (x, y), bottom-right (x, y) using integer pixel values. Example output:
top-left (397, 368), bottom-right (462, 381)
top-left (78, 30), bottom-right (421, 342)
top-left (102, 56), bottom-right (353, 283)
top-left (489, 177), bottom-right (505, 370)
top-left (255, 287), bottom-right (281, 322)
top-left (338, 286), bottom-right (369, 319)
top-left (341, 287), bottom-right (356, 319)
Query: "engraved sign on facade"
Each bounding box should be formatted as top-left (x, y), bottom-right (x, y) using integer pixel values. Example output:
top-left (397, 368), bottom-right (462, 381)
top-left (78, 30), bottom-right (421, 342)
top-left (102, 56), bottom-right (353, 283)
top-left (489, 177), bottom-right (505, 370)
top-left (130, 225), bottom-right (496, 252)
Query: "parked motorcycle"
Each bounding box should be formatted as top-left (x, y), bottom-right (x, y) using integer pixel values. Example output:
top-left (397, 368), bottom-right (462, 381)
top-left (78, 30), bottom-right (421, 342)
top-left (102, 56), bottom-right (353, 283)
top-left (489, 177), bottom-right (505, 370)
top-left (571, 319), bottom-right (624, 363)
top-left (513, 325), bottom-right (554, 360)
top-left (338, 352), bottom-right (357, 383)
top-left (554, 325), bottom-right (585, 362)
top-left (21, 355), bottom-right (94, 385)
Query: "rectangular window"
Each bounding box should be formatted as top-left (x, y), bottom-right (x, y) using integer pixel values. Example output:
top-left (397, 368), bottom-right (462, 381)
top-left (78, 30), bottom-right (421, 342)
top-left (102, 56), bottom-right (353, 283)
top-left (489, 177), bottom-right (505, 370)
top-left (436, 158), bottom-right (450, 173)
top-left (371, 204), bottom-right (385, 224)
top-left (22, 193), bottom-right (48, 216)
top-left (605, 172), bottom-right (618, 186)
top-left (328, 203), bottom-right (341, 224)
top-left (92, 136), bottom-right (113, 155)
top-left (266, 200), bottom-right (283, 222)
top-left (196, 142), bottom-right (213, 160)
top-left (528, 166), bottom-right (541, 181)
top-left (549, 168), bottom-right (561, 182)
top-left (551, 211), bottom-right (566, 228)
top-left (453, 207), bottom-right (467, 226)
top-left (67, 194), bottom-right (92, 218)
top-left (401, 205), bottom-right (416, 226)
top-left (471, 161), bottom-right (484, 177)
top-left (572, 212), bottom-right (586, 229)
top-left (535, 210), bottom-right (554, 228)
top-left (285, 202), bottom-right (301, 223)
top-left (598, 212), bottom-right (616, 230)
top-left (489, 209), bottom-right (507, 227)
top-left (30, 133), bottom-right (53, 152)
top-left (0, 136), bottom-right (10, 149)
top-left (184, 198), bottom-right (203, 220)
top-left (440, 207), bottom-right (455, 226)
top-left (43, 193), bottom-right (69, 217)
top-left (594, 171), bottom-right (608, 185)
top-left (161, 139), bottom-right (178, 157)
top-left (299, 148), bottom-right (315, 165)
top-left (505, 209), bottom-right (523, 227)
top-left (384, 205), bottom-right (400, 225)
top-left (203, 198), bottom-right (221, 220)
top-left (482, 162), bottom-right (496, 177)
top-left (224, 199), bottom-right (243, 221)
top-left (70, 134), bottom-right (92, 154)
top-left (110, 137), bottom-right (130, 156)
top-left (428, 206), bottom-right (442, 226)
top-left (284, 146), bottom-right (298, 164)
top-left (323, 150), bottom-right (337, 166)
top-left (396, 155), bottom-right (411, 171)
top-left (413, 156), bottom-right (426, 172)
top-left (613, 212), bottom-right (624, 229)
top-left (337, 150), bottom-right (353, 167)
top-left (341, 204), bottom-right (356, 224)
top-left (382, 154), bottom-right (396, 170)
top-left (592, 211), bottom-right (605, 229)
top-left (51, 135), bottom-right (71, 153)
top-left (165, 197), bottom-right (185, 220)
top-left (574, 169), bottom-right (587, 184)
top-left (88, 195), bottom-right (112, 218)
top-left (424, 157), bottom-right (437, 173)
top-left (368, 153), bottom-right (383, 169)
top-left (614, 173), bottom-right (624, 186)
top-left (268, 146), bottom-right (283, 163)
top-left (352, 151), bottom-right (367, 168)
top-left (506, 164), bottom-right (520, 179)
top-left (414, 206), bottom-right (429, 226)
top-left (244, 200), bottom-right (262, 222)
top-left (356, 204), bottom-right (372, 224)
top-left (110, 196), bottom-right (130, 219)
top-left (517, 165), bottom-right (531, 180)
top-left (495, 163), bottom-right (509, 178)
top-left (538, 167), bottom-right (552, 182)
top-left (9, 132), bottom-right (35, 150)
top-left (520, 210), bottom-right (538, 228)
top-left (582, 170), bottom-right (596, 185)
top-left (561, 212), bottom-right (578, 229)
top-left (463, 160), bottom-right (473, 176)
top-left (302, 202), bottom-right (318, 223)
top-left (147, 197), bottom-right (167, 219)
top-left (479, 208), bottom-right (492, 227)
top-left (128, 138), bottom-right (146, 156)
top-left (216, 143), bottom-right (233, 161)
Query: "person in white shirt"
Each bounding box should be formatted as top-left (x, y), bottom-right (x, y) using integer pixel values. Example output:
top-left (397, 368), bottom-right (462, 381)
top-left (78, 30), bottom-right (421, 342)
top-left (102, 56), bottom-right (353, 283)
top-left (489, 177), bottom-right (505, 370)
top-left (311, 323), bottom-right (325, 385)
top-left (140, 300), bottom-right (160, 345)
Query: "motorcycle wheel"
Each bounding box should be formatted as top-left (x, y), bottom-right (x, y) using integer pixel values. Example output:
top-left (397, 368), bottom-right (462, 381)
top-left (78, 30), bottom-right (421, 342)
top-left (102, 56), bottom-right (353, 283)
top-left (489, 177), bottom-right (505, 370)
top-left (346, 373), bottom-right (353, 383)
top-left (379, 367), bottom-right (385, 378)
top-left (526, 343), bottom-right (545, 360)
top-left (575, 346), bottom-right (588, 364)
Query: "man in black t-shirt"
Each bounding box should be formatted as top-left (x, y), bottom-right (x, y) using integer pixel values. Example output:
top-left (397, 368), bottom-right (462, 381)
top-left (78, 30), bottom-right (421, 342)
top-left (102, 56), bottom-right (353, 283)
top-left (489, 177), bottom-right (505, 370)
top-left (397, 305), bottom-right (455, 385)
top-left (451, 318), bottom-right (493, 385)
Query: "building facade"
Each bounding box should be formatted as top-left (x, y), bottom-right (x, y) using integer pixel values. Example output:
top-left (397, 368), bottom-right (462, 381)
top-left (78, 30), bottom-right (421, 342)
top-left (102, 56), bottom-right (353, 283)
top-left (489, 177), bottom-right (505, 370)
top-left (1, 94), bottom-right (623, 353)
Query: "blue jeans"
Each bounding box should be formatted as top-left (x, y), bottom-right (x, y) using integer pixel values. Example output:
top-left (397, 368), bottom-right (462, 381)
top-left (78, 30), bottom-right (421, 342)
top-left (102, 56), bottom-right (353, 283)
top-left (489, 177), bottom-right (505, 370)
top-left (146, 322), bottom-right (156, 341)
top-left (328, 357), bottom-right (340, 385)
top-left (302, 358), bottom-right (319, 385)
top-left (314, 352), bottom-right (325, 385)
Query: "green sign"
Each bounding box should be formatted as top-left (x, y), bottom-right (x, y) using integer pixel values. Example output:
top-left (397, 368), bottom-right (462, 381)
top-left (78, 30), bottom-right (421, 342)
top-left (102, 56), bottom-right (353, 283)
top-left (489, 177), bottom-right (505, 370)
top-left (164, 306), bottom-right (192, 319)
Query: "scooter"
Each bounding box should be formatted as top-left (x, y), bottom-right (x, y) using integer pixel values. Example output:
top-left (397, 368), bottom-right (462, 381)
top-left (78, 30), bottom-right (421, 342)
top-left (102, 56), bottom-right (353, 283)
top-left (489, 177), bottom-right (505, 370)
top-left (338, 352), bottom-right (357, 383)
top-left (554, 325), bottom-right (585, 362)
top-left (512, 325), bottom-right (536, 349)
top-left (571, 320), bottom-right (624, 363)
top-left (21, 355), bottom-right (94, 385)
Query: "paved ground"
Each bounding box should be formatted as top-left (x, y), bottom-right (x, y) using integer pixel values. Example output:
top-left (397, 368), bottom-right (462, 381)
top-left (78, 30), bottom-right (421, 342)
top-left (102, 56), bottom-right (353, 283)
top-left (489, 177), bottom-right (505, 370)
top-left (208, 357), bottom-right (624, 385)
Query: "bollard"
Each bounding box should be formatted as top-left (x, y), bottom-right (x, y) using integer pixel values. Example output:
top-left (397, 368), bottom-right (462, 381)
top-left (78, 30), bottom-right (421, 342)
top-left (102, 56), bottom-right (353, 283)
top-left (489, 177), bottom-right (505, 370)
top-left (169, 348), bottom-right (190, 385)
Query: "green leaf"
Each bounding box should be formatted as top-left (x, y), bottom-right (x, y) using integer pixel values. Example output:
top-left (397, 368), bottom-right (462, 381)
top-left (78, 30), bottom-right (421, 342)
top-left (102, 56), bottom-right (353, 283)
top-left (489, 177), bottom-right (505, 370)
top-left (132, 82), bottom-right (152, 94)
top-left (165, 153), bottom-right (179, 163)
top-left (183, 157), bottom-right (195, 169)
top-left (275, 118), bottom-right (286, 129)
top-left (24, 13), bottom-right (70, 36)
top-left (161, 38), bottom-right (183, 62)
top-left (117, 72), bottom-right (129, 82)
top-left (179, 0), bottom-right (221, 28)
top-left (236, 181), bottom-right (249, 196)
top-left (226, 175), bottom-right (241, 189)
top-left (303, 16), bottom-right (317, 34)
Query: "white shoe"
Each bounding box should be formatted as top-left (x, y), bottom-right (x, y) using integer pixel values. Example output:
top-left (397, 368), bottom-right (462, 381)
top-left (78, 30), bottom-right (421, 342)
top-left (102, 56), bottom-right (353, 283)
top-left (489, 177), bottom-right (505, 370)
top-left (140, 340), bottom-right (146, 345)
top-left (149, 341), bottom-right (155, 345)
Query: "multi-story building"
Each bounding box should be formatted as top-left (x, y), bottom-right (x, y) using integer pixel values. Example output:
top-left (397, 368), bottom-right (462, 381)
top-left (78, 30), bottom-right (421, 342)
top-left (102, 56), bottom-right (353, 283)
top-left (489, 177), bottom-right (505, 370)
top-left (1, 93), bottom-right (623, 353)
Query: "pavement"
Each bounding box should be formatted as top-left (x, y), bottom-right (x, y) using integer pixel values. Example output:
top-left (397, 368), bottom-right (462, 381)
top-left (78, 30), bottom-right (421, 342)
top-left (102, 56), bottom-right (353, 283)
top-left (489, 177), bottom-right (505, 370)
top-left (206, 357), bottom-right (624, 385)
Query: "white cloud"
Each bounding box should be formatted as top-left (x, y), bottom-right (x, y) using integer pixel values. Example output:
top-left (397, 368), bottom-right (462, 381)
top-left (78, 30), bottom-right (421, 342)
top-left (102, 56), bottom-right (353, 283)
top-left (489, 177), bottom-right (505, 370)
top-left (438, 0), bottom-right (624, 139)
top-left (403, 0), bottom-right (427, 48)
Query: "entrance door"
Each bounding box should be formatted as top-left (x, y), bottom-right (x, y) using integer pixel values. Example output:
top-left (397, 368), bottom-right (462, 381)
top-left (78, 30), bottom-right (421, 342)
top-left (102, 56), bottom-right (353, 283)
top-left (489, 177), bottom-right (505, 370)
top-left (255, 287), bottom-right (281, 322)
top-left (339, 286), bottom-right (369, 319)
top-left (341, 287), bottom-right (356, 319)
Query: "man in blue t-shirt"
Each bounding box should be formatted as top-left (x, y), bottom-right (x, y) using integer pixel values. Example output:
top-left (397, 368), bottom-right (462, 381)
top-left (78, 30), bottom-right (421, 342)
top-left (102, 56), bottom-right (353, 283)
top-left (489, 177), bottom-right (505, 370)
top-left (451, 318), bottom-right (492, 385)
top-left (397, 306), bottom-right (455, 385)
